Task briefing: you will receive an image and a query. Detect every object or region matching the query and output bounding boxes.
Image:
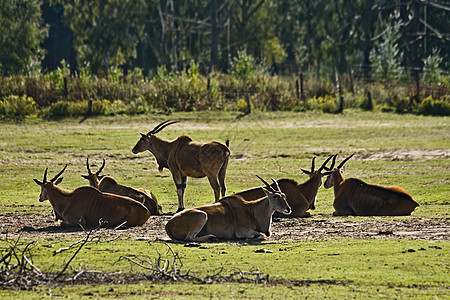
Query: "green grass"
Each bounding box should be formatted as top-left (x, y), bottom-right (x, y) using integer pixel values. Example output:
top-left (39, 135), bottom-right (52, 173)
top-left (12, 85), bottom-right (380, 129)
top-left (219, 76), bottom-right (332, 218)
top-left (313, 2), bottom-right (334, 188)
top-left (0, 110), bottom-right (449, 298)
top-left (1, 110), bottom-right (448, 214)
top-left (0, 237), bottom-right (448, 299)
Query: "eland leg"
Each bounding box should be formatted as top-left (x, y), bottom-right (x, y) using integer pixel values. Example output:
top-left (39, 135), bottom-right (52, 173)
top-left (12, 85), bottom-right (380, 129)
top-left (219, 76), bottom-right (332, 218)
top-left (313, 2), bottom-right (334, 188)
top-left (166, 209), bottom-right (215, 242)
top-left (218, 160), bottom-right (228, 197)
top-left (174, 175), bottom-right (187, 212)
top-left (207, 176), bottom-right (221, 202)
top-left (333, 197), bottom-right (355, 216)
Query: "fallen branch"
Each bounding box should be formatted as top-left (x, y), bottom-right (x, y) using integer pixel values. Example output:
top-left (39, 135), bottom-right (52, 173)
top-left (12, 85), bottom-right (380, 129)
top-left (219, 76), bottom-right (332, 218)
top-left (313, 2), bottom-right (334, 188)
top-left (2, 235), bottom-right (317, 289)
top-left (53, 238), bottom-right (85, 256)
top-left (54, 229), bottom-right (93, 280)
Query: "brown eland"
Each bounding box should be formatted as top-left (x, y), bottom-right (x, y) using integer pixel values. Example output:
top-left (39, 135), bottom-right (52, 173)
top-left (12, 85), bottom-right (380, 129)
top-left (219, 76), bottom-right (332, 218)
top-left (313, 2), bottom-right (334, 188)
top-left (235, 155), bottom-right (334, 217)
top-left (34, 165), bottom-right (150, 227)
top-left (165, 176), bottom-right (291, 242)
top-left (324, 154), bottom-right (420, 216)
top-left (132, 120), bottom-right (230, 212)
top-left (81, 158), bottom-right (161, 215)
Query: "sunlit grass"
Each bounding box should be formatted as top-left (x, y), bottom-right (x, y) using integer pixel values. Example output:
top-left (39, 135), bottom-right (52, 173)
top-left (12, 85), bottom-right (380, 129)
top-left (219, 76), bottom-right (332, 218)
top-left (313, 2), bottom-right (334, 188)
top-left (0, 110), bottom-right (449, 298)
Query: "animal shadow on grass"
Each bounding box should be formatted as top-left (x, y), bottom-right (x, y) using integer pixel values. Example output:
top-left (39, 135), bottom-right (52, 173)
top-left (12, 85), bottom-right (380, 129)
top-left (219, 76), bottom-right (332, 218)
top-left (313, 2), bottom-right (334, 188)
top-left (20, 225), bottom-right (84, 234)
top-left (165, 236), bottom-right (266, 246)
top-left (19, 221), bottom-right (132, 234)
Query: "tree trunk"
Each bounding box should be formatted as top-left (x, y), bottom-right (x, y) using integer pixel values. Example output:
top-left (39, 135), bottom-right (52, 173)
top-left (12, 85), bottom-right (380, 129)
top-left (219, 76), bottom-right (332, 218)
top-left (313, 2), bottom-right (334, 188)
top-left (210, 0), bottom-right (219, 72)
top-left (362, 0), bottom-right (374, 80)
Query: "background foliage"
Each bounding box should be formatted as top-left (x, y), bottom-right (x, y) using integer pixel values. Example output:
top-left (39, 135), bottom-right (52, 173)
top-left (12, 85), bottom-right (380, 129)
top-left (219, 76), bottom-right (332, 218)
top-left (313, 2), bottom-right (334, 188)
top-left (0, 1), bottom-right (449, 118)
top-left (1, 1), bottom-right (448, 78)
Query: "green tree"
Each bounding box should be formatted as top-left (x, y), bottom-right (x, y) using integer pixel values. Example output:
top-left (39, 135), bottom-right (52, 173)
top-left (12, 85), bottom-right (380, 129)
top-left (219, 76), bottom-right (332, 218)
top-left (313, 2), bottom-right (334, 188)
top-left (57, 0), bottom-right (147, 74)
top-left (0, 0), bottom-right (48, 75)
top-left (370, 21), bottom-right (403, 83)
top-left (422, 51), bottom-right (444, 85)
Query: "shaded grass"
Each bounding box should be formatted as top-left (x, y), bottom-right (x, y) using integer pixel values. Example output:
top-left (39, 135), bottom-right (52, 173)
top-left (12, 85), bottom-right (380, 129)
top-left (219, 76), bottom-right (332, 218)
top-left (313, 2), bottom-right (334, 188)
top-left (0, 237), bottom-right (448, 299)
top-left (3, 282), bottom-right (447, 299)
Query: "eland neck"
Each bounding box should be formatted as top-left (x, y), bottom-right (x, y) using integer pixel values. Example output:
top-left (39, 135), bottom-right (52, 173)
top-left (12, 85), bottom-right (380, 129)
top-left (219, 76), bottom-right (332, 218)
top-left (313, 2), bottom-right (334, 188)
top-left (45, 183), bottom-right (72, 203)
top-left (300, 174), bottom-right (322, 205)
top-left (331, 170), bottom-right (345, 196)
top-left (148, 136), bottom-right (171, 169)
top-left (88, 176), bottom-right (100, 189)
top-left (248, 196), bottom-right (274, 235)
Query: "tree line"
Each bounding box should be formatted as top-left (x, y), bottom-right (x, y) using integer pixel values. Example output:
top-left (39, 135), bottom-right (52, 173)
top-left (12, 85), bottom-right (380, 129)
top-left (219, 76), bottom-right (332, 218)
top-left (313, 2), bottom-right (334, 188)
top-left (1, 0), bottom-right (449, 82)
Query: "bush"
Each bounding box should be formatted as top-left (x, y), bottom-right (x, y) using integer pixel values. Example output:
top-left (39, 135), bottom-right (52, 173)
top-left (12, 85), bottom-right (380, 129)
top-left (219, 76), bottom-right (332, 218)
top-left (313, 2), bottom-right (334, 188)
top-left (306, 95), bottom-right (337, 113)
top-left (40, 99), bottom-right (128, 119)
top-left (306, 78), bottom-right (336, 98)
top-left (124, 97), bottom-right (149, 115)
top-left (422, 52), bottom-right (444, 86)
top-left (236, 98), bottom-right (249, 112)
top-left (415, 95), bottom-right (450, 116)
top-left (0, 60), bottom-right (448, 118)
top-left (0, 95), bottom-right (37, 118)
top-left (230, 49), bottom-right (257, 79)
top-left (40, 101), bottom-right (83, 118)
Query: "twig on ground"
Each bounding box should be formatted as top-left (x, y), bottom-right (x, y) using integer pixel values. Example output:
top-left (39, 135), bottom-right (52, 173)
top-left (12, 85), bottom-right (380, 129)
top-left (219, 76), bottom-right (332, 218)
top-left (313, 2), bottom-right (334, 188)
top-left (54, 229), bottom-right (94, 280)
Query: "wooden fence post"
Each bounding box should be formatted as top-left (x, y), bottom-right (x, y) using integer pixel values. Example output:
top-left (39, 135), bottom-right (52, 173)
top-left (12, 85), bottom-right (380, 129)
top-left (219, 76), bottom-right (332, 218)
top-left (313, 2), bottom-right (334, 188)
top-left (63, 77), bottom-right (68, 99)
top-left (366, 91), bottom-right (373, 111)
top-left (87, 99), bottom-right (92, 116)
top-left (415, 69), bottom-right (420, 99)
top-left (245, 93), bottom-right (251, 114)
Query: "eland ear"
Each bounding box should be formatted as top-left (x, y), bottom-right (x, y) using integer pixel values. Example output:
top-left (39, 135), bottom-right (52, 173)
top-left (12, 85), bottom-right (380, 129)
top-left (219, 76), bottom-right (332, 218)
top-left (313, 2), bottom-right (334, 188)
top-left (54, 177), bottom-right (64, 185)
top-left (140, 132), bottom-right (147, 137)
top-left (81, 174), bottom-right (89, 179)
top-left (33, 179), bottom-right (43, 186)
top-left (261, 186), bottom-right (271, 197)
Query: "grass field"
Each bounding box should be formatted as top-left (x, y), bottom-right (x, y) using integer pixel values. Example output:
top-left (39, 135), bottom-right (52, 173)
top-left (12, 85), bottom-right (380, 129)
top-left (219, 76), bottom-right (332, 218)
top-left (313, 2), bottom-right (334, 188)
top-left (0, 110), bottom-right (449, 299)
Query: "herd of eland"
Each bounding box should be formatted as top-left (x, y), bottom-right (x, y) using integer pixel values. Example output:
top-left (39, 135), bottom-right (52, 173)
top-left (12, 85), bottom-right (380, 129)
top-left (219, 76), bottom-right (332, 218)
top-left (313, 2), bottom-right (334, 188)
top-left (34, 120), bottom-right (419, 241)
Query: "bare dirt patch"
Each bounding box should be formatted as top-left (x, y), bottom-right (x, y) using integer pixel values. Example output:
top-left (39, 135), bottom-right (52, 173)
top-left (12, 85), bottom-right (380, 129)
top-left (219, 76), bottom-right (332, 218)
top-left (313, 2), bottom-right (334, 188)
top-left (358, 149), bottom-right (450, 161)
top-left (2, 212), bottom-right (448, 242)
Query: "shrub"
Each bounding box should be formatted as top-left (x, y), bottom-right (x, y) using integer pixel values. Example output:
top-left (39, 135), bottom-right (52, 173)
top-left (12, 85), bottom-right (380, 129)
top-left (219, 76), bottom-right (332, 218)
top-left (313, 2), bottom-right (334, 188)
top-left (422, 52), bottom-right (443, 86)
top-left (380, 105), bottom-right (396, 113)
top-left (415, 95), bottom-right (450, 116)
top-left (125, 97), bottom-right (149, 115)
top-left (40, 101), bottom-right (82, 119)
top-left (43, 60), bottom-right (70, 92)
top-left (306, 78), bottom-right (336, 98)
top-left (40, 99), bottom-right (128, 119)
top-left (306, 95), bottom-right (337, 113)
top-left (0, 95), bottom-right (37, 118)
top-left (236, 98), bottom-right (249, 112)
top-left (230, 49), bottom-right (257, 79)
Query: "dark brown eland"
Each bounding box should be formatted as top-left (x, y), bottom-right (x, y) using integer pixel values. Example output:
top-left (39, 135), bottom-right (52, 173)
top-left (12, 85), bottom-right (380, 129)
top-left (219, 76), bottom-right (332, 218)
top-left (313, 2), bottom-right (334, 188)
top-left (132, 120), bottom-right (230, 212)
top-left (81, 158), bottom-right (161, 215)
top-left (324, 154), bottom-right (420, 216)
top-left (34, 165), bottom-right (150, 227)
top-left (234, 155), bottom-right (334, 217)
top-left (165, 176), bottom-right (291, 242)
